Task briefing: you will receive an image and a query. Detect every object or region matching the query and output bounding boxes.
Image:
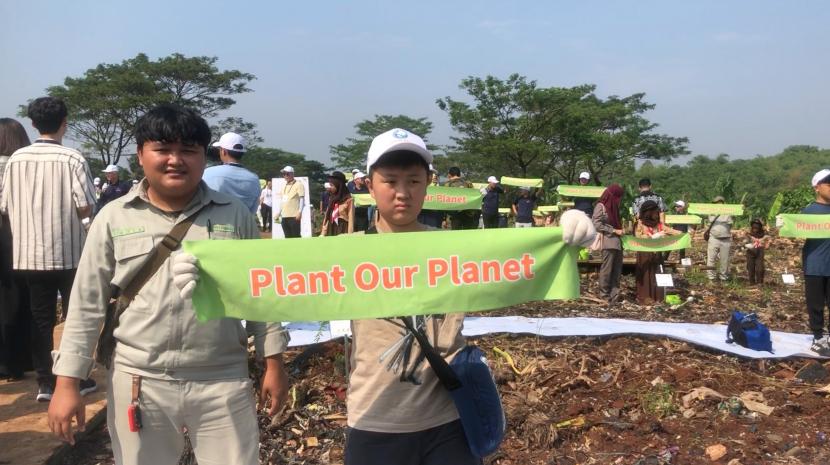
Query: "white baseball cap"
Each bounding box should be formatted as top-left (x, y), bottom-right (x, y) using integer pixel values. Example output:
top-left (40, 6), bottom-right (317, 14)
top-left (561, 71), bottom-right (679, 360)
top-left (674, 200), bottom-right (686, 207)
top-left (354, 171), bottom-right (366, 179)
top-left (812, 169), bottom-right (830, 187)
top-left (103, 164), bottom-right (119, 173)
top-left (281, 166), bottom-right (295, 174)
top-left (579, 171), bottom-right (590, 180)
top-left (429, 164), bottom-right (438, 173)
top-left (366, 128), bottom-right (432, 172)
top-left (212, 132), bottom-right (246, 152)
top-left (487, 176), bottom-right (499, 184)
top-left (352, 168), bottom-right (360, 174)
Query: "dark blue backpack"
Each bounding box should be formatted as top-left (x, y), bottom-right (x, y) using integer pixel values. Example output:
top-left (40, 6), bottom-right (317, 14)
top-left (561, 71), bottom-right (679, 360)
top-left (726, 311), bottom-right (773, 352)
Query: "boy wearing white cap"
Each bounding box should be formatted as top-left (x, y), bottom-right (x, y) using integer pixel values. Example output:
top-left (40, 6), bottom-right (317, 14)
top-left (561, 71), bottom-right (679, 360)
top-left (804, 169), bottom-right (830, 356)
top-left (480, 175), bottom-right (504, 229)
top-left (572, 171), bottom-right (595, 217)
top-left (344, 128), bottom-right (596, 464)
top-left (203, 132), bottom-right (260, 214)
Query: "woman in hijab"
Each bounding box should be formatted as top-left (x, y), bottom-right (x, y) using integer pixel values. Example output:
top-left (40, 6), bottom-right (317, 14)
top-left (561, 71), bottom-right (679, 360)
top-left (634, 200), bottom-right (681, 304)
top-left (592, 184), bottom-right (625, 304)
top-left (320, 171), bottom-right (354, 236)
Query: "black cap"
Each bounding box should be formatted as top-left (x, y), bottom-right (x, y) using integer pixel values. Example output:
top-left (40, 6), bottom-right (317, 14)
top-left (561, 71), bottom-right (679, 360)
top-left (327, 171), bottom-right (347, 184)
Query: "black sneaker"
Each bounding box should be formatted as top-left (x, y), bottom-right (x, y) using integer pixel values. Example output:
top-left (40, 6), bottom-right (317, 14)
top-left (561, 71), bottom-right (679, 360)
top-left (79, 378), bottom-right (98, 396)
top-left (36, 383), bottom-right (54, 402)
top-left (811, 336), bottom-right (830, 357)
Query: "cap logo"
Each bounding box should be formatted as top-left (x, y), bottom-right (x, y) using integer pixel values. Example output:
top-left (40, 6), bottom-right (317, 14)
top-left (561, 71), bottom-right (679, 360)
top-left (392, 129), bottom-right (409, 139)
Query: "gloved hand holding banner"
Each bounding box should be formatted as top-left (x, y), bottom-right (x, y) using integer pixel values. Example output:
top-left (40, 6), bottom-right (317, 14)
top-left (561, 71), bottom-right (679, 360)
top-left (622, 233), bottom-right (691, 252)
top-left (778, 214), bottom-right (830, 238)
top-left (182, 227), bottom-right (580, 323)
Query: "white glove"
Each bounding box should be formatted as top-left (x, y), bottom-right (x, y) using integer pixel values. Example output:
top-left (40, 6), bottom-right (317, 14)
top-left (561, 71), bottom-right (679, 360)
top-left (745, 243), bottom-right (755, 249)
top-left (560, 209), bottom-right (596, 247)
top-left (650, 232), bottom-right (665, 239)
top-left (172, 253), bottom-right (199, 300)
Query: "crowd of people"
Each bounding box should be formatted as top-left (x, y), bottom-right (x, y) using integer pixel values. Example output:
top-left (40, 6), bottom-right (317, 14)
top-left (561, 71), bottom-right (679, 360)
top-left (0, 96), bottom-right (828, 465)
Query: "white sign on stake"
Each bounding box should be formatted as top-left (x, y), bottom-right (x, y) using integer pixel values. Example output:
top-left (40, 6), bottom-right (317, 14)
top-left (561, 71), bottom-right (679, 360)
top-left (681, 258), bottom-right (692, 267)
top-left (328, 320), bottom-right (353, 338)
top-left (656, 274), bottom-right (675, 287)
top-left (781, 274), bottom-right (796, 285)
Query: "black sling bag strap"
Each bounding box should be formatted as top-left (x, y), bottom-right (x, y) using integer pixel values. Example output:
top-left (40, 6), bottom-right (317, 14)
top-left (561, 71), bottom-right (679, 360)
top-left (703, 215), bottom-right (721, 242)
top-left (96, 210), bottom-right (201, 368)
top-left (400, 317), bottom-right (462, 391)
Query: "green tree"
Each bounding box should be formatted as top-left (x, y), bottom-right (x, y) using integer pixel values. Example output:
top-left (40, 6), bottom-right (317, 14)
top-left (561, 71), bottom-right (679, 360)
top-left (210, 117), bottom-right (264, 148)
top-left (330, 115), bottom-right (435, 170)
top-left (28, 53), bottom-right (256, 166)
top-left (436, 74), bottom-right (688, 184)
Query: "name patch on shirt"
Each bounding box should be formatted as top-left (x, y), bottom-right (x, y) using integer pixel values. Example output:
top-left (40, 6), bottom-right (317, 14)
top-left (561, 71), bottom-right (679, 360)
top-left (111, 226), bottom-right (146, 238)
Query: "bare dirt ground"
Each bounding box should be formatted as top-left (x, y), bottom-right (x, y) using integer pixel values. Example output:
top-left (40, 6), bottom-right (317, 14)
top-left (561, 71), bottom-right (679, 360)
top-left (10, 234), bottom-right (830, 465)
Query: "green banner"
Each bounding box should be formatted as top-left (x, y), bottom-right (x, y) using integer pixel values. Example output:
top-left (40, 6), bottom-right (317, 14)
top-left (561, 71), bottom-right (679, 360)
top-left (557, 185), bottom-right (605, 198)
top-left (778, 214), bottom-right (830, 238)
top-left (665, 214), bottom-right (702, 225)
top-left (500, 176), bottom-right (543, 188)
top-left (498, 208), bottom-right (511, 214)
top-left (183, 228), bottom-right (580, 322)
top-left (352, 186), bottom-right (482, 211)
top-left (621, 233), bottom-right (691, 252)
top-left (687, 203), bottom-right (744, 216)
top-left (537, 205), bottom-right (560, 212)
top-left (472, 182), bottom-right (488, 190)
top-left (559, 201), bottom-right (575, 208)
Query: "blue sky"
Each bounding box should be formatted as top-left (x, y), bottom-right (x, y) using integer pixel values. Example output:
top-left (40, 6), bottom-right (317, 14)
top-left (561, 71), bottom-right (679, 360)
top-left (2, 1), bottom-right (829, 166)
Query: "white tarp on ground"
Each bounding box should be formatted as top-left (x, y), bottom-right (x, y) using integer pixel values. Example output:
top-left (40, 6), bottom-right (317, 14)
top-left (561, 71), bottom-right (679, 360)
top-left (284, 316), bottom-right (825, 360)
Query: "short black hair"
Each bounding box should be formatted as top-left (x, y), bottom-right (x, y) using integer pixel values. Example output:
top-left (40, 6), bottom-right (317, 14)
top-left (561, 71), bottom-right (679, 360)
top-left (369, 150), bottom-right (430, 177)
top-left (448, 166), bottom-right (461, 177)
top-left (134, 104), bottom-right (211, 150)
top-left (225, 148), bottom-right (244, 160)
top-left (638, 178), bottom-right (652, 188)
top-left (28, 97), bottom-right (67, 134)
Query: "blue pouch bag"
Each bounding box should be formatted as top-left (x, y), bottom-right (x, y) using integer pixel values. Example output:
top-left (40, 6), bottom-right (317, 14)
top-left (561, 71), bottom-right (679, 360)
top-left (726, 311), bottom-right (773, 352)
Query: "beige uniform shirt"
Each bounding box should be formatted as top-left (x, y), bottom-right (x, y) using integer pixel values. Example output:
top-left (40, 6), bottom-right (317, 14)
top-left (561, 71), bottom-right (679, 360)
top-left (708, 215), bottom-right (733, 240)
top-left (347, 225), bottom-right (466, 433)
top-left (52, 180), bottom-right (289, 381)
top-left (281, 181), bottom-right (305, 218)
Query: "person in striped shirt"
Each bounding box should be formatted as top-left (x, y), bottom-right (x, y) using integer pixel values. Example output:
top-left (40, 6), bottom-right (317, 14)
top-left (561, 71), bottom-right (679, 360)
top-left (0, 97), bottom-right (97, 402)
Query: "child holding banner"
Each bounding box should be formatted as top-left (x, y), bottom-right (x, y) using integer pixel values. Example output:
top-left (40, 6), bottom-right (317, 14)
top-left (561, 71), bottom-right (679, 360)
top-left (344, 128), bottom-right (595, 464)
top-left (744, 219), bottom-right (770, 285)
top-left (635, 201), bottom-right (681, 304)
top-left (804, 169), bottom-right (830, 356)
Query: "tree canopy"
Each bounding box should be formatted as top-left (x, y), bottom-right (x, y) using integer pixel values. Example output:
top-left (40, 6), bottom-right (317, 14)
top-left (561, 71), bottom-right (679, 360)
top-left (330, 114), bottom-right (435, 171)
top-left (30, 53), bottom-right (256, 166)
top-left (436, 74), bottom-right (688, 184)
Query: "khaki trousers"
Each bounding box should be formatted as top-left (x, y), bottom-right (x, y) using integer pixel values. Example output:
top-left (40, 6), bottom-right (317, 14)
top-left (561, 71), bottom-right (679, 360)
top-left (107, 369), bottom-right (260, 465)
top-left (707, 237), bottom-right (732, 281)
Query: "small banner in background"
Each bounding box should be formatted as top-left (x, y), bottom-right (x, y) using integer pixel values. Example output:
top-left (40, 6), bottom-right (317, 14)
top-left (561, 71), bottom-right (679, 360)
top-left (352, 186), bottom-right (483, 211)
top-left (622, 233), bottom-right (692, 252)
top-left (184, 227), bottom-right (580, 322)
top-left (500, 177), bottom-right (544, 188)
top-left (687, 203), bottom-right (744, 216)
top-left (556, 185), bottom-right (606, 198)
top-left (778, 214), bottom-right (830, 238)
top-left (665, 215), bottom-right (703, 225)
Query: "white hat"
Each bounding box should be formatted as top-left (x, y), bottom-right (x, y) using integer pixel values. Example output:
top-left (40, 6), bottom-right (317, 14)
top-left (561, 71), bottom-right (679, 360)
top-left (352, 168), bottom-right (360, 174)
top-left (579, 171), bottom-right (590, 180)
top-left (354, 171), bottom-right (366, 179)
top-left (281, 166), bottom-right (295, 173)
top-left (487, 176), bottom-right (499, 184)
top-left (212, 132), bottom-right (246, 152)
top-left (812, 169), bottom-right (830, 187)
top-left (674, 200), bottom-right (686, 207)
top-left (103, 164), bottom-right (119, 173)
top-left (93, 177), bottom-right (101, 186)
top-left (429, 164), bottom-right (438, 173)
top-left (132, 180), bottom-right (139, 184)
top-left (324, 182), bottom-right (332, 189)
top-left (366, 128), bottom-right (432, 172)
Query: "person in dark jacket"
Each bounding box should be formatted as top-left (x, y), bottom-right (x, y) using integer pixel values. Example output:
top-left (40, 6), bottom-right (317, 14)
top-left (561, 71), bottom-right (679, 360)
top-left (480, 175), bottom-right (504, 228)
